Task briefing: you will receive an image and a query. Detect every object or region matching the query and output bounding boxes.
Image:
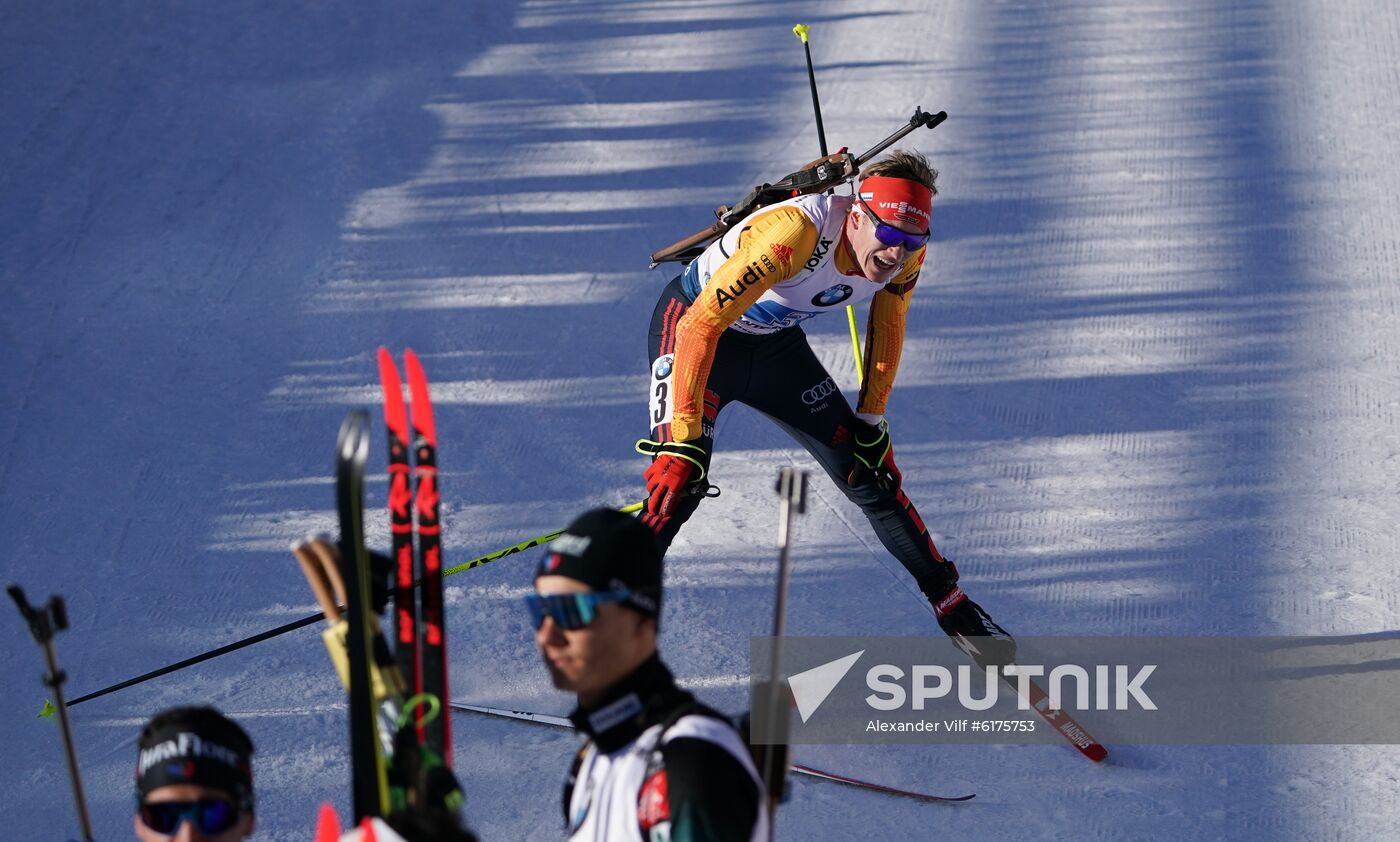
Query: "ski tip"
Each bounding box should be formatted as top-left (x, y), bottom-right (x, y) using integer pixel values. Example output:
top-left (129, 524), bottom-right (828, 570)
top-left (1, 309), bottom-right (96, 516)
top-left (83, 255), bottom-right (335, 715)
top-left (377, 349), bottom-right (401, 386)
top-left (403, 348), bottom-right (422, 384)
top-left (1085, 744), bottom-right (1109, 763)
top-left (402, 349), bottom-right (437, 441)
top-left (313, 802), bottom-right (341, 842)
top-left (38, 699), bottom-right (56, 719)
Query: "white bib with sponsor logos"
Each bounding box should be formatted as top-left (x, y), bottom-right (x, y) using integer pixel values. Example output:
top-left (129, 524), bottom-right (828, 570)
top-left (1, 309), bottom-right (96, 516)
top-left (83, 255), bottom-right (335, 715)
top-left (682, 193), bottom-right (885, 335)
top-left (567, 714), bottom-right (767, 842)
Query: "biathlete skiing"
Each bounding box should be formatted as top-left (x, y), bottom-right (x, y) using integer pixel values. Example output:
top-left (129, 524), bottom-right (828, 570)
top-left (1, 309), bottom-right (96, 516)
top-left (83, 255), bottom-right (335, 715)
top-left (637, 149), bottom-right (1016, 667)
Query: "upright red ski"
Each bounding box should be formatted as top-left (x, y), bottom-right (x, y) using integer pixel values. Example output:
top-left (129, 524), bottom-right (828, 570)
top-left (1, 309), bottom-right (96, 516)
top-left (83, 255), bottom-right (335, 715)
top-left (377, 349), bottom-right (420, 720)
top-left (403, 349), bottom-right (452, 765)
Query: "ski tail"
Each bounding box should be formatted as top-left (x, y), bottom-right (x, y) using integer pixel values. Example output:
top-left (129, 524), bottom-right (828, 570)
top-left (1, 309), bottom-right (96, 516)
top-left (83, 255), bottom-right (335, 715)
top-left (404, 349), bottom-right (451, 765)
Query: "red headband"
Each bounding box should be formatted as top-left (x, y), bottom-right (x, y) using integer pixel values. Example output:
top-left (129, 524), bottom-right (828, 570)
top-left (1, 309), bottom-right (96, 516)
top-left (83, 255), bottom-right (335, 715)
top-left (857, 175), bottom-right (933, 232)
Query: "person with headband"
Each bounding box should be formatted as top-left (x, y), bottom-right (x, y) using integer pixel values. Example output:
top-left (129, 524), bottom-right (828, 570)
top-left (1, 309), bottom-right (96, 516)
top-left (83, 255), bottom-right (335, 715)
top-left (133, 706), bottom-right (255, 842)
top-left (638, 149), bottom-right (1016, 668)
top-left (530, 508), bottom-right (768, 842)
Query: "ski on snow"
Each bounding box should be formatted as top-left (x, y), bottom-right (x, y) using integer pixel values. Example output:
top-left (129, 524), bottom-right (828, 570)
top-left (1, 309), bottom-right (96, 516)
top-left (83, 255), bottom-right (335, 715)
top-left (449, 702), bottom-right (975, 804)
top-left (1005, 670), bottom-right (1108, 762)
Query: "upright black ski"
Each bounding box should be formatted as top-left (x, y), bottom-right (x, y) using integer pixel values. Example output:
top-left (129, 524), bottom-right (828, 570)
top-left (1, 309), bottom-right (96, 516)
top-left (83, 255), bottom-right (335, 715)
top-left (335, 410), bottom-right (388, 821)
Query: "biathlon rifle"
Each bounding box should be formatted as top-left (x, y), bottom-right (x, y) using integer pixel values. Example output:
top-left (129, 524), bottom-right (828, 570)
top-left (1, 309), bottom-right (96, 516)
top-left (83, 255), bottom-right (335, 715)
top-left (648, 106), bottom-right (948, 268)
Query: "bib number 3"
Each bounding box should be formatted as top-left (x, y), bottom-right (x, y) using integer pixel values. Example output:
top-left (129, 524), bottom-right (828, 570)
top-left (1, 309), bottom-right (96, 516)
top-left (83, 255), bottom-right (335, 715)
top-left (649, 354), bottom-right (675, 430)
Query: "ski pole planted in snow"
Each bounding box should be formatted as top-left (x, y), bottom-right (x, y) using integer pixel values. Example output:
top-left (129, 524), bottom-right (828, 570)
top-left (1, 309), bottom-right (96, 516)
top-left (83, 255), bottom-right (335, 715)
top-left (9, 585), bottom-right (95, 842)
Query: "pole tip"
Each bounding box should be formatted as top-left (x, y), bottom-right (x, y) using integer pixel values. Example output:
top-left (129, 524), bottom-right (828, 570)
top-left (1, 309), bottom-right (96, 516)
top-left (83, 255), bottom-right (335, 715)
top-left (792, 24), bottom-right (809, 43)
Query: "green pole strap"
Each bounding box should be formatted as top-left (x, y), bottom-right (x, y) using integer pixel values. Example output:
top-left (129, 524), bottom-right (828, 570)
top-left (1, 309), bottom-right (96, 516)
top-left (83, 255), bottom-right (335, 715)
top-left (398, 693), bottom-right (442, 730)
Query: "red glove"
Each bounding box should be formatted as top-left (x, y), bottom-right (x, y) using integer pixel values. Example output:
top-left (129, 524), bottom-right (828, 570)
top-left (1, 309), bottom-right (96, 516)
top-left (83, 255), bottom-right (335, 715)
top-left (636, 439), bottom-right (708, 519)
top-left (644, 454), bottom-right (697, 518)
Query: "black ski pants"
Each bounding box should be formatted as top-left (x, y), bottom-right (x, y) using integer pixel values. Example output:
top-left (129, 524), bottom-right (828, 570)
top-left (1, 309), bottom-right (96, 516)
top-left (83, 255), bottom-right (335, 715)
top-left (645, 275), bottom-right (959, 601)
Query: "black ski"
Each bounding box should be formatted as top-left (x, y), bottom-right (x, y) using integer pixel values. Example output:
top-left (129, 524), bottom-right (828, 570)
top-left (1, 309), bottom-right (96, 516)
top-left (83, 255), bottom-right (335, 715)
top-left (335, 410), bottom-right (388, 820)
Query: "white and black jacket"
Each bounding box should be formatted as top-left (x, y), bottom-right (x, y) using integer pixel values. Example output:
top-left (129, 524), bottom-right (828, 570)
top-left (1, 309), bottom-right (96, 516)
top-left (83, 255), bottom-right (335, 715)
top-left (562, 656), bottom-right (768, 842)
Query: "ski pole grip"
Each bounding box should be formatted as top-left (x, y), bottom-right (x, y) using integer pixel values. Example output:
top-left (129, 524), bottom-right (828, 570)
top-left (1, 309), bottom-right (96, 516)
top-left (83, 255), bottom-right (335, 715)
top-left (775, 467), bottom-right (808, 514)
top-left (8, 584), bottom-right (59, 644)
top-left (8, 584), bottom-right (37, 624)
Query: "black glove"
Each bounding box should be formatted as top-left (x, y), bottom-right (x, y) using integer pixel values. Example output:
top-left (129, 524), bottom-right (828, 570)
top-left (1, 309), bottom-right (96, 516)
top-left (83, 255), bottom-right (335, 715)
top-left (934, 586), bottom-right (1017, 668)
top-left (846, 418), bottom-right (902, 492)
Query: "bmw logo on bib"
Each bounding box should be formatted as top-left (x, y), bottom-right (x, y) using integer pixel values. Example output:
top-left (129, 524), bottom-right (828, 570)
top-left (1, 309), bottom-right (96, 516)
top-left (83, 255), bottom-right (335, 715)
top-left (812, 284), bottom-right (853, 307)
top-left (653, 354), bottom-right (674, 379)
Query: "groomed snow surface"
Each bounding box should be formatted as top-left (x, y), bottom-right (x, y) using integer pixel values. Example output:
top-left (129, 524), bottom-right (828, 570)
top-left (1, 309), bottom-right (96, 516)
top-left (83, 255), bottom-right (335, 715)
top-left (4, 1), bottom-right (1399, 839)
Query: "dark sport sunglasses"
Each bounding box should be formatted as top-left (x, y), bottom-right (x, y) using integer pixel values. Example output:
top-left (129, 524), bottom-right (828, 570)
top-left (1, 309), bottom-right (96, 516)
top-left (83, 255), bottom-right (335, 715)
top-left (138, 796), bottom-right (240, 836)
top-left (857, 198), bottom-right (930, 251)
top-left (527, 589), bottom-right (652, 631)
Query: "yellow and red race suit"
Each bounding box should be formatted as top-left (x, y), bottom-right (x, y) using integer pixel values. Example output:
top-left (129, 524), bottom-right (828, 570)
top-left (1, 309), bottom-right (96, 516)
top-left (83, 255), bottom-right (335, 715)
top-left (666, 192), bottom-right (924, 442)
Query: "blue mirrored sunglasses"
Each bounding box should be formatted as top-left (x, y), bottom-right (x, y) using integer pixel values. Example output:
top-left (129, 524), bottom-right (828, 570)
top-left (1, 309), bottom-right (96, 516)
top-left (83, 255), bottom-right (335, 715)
top-left (138, 797), bottom-right (240, 836)
top-left (858, 198), bottom-right (930, 251)
top-left (526, 590), bottom-right (633, 630)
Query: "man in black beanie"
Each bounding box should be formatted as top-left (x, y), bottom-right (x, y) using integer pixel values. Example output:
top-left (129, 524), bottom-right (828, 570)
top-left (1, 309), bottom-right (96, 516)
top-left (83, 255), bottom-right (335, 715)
top-left (133, 706), bottom-right (254, 841)
top-left (530, 508), bottom-right (768, 842)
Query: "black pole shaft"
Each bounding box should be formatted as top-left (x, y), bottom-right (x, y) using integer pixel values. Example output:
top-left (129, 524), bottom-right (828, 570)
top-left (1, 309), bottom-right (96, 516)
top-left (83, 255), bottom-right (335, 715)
top-left (802, 41), bottom-right (828, 157)
top-left (10, 586), bottom-right (96, 842)
top-left (762, 468), bottom-right (807, 825)
top-left (44, 642), bottom-right (95, 842)
top-left (66, 610), bottom-right (326, 707)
